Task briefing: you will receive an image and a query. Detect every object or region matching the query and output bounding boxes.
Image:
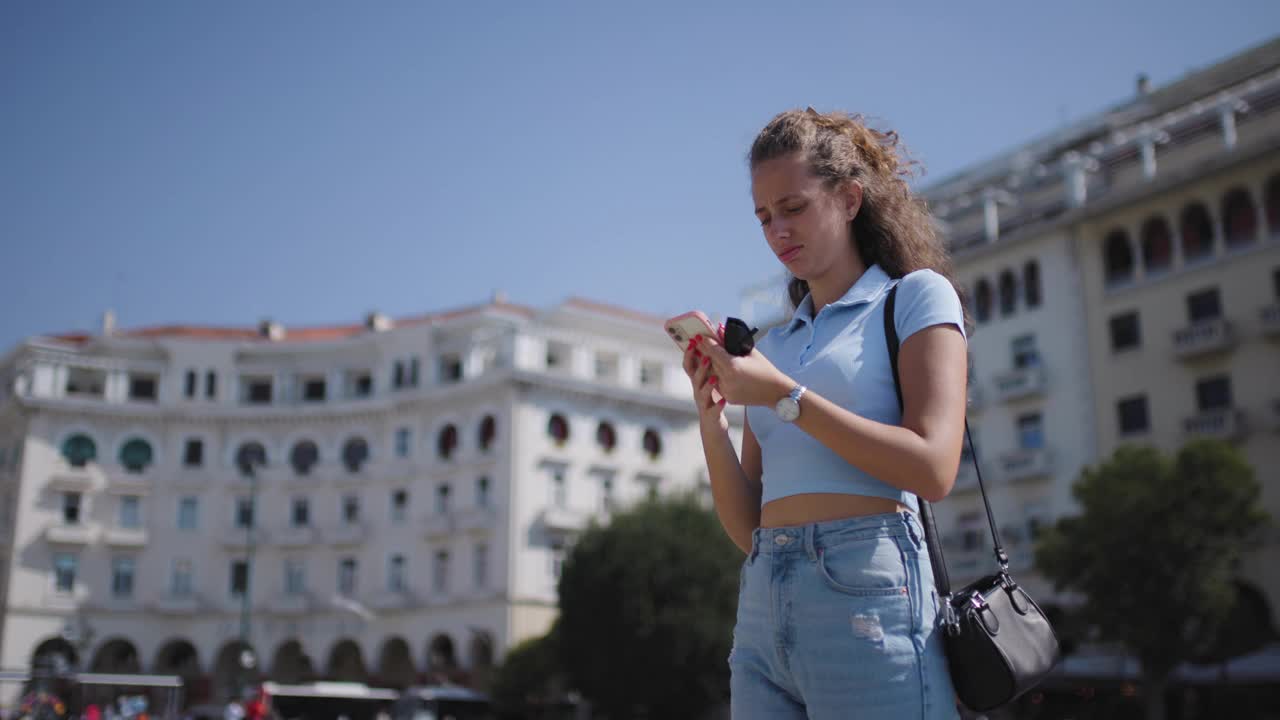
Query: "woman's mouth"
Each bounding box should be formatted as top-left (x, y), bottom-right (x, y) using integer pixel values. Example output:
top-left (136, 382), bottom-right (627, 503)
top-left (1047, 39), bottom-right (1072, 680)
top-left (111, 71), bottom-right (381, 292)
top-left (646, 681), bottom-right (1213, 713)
top-left (778, 245), bottom-right (802, 263)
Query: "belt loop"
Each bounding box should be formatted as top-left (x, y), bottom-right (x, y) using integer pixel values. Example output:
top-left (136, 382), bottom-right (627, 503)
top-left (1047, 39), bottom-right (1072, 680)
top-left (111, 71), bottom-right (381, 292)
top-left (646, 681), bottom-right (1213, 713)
top-left (803, 523), bottom-right (818, 562)
top-left (749, 529), bottom-right (760, 563)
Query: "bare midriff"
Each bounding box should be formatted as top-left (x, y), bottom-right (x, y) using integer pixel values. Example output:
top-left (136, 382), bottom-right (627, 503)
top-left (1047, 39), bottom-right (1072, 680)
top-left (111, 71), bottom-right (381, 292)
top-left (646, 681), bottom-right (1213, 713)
top-left (761, 492), bottom-right (910, 528)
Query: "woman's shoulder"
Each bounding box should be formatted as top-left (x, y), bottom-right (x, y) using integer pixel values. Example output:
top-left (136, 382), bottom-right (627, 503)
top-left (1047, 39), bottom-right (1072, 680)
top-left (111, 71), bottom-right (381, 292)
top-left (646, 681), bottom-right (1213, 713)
top-left (896, 267), bottom-right (956, 298)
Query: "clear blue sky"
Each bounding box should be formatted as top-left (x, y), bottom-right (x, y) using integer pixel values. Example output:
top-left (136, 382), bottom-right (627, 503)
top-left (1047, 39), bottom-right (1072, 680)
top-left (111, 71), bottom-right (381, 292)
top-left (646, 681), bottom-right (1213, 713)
top-left (3, 2), bottom-right (1278, 350)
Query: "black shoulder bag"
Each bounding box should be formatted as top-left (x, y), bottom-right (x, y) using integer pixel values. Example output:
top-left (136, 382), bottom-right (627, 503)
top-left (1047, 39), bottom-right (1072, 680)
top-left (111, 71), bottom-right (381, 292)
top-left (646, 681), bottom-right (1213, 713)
top-left (884, 283), bottom-right (1061, 713)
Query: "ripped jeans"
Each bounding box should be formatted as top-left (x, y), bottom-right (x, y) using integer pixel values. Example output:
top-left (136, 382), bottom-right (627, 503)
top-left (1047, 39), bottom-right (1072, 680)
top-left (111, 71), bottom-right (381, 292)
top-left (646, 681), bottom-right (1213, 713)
top-left (729, 512), bottom-right (959, 719)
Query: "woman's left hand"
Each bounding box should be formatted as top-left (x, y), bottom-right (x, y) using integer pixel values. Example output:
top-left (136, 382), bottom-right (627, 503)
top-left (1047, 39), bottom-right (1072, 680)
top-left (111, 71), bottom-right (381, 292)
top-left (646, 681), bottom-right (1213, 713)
top-left (694, 335), bottom-right (794, 407)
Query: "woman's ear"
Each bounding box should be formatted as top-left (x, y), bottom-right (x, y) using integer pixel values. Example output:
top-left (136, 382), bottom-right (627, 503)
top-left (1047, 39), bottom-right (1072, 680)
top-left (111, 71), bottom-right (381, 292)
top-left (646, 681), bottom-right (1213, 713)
top-left (844, 181), bottom-right (863, 222)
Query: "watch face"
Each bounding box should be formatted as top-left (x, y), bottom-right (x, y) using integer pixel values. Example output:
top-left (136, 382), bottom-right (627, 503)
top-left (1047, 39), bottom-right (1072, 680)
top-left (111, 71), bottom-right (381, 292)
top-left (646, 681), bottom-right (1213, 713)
top-left (775, 397), bottom-right (800, 422)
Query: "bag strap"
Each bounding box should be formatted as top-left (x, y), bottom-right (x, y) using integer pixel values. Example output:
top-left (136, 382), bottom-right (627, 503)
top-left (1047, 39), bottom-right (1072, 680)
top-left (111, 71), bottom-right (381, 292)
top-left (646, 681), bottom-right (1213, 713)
top-left (883, 284), bottom-right (1009, 597)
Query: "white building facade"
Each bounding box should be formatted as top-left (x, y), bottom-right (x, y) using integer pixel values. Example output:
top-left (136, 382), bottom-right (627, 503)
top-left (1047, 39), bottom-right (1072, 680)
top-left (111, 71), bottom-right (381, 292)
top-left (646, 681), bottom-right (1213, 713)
top-left (0, 296), bottom-right (739, 703)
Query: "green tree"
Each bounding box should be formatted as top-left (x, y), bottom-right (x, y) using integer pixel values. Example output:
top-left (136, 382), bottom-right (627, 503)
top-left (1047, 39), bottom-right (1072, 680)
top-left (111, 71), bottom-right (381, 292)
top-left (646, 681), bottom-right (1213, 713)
top-left (488, 629), bottom-right (566, 719)
top-left (557, 495), bottom-right (741, 719)
top-left (1036, 439), bottom-right (1269, 720)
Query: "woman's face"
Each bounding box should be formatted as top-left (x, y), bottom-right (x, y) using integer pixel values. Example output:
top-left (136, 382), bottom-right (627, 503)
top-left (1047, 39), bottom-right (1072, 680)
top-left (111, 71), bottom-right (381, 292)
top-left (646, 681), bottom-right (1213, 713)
top-left (751, 153), bottom-right (861, 281)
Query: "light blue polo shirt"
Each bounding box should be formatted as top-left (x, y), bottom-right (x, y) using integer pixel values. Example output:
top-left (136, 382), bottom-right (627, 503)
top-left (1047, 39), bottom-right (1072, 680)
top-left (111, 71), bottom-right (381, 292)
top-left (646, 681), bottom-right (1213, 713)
top-left (745, 264), bottom-right (967, 511)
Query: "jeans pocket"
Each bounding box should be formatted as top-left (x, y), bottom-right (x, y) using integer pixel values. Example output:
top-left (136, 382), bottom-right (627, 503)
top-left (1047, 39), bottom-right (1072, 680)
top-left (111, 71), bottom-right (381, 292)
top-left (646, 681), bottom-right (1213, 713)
top-left (816, 535), bottom-right (910, 596)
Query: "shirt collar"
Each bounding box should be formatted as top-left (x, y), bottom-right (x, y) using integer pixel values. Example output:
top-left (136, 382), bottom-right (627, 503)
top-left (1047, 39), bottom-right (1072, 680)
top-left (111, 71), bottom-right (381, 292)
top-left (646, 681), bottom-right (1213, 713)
top-left (782, 264), bottom-right (893, 334)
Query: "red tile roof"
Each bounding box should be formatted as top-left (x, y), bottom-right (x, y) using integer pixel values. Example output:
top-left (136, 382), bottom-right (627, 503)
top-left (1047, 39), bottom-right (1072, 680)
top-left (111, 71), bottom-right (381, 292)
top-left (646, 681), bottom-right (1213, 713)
top-left (39, 298), bottom-right (669, 345)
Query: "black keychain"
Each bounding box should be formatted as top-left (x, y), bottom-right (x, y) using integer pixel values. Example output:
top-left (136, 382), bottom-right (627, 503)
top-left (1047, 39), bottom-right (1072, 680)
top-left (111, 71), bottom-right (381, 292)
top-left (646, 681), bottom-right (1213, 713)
top-left (722, 317), bottom-right (758, 357)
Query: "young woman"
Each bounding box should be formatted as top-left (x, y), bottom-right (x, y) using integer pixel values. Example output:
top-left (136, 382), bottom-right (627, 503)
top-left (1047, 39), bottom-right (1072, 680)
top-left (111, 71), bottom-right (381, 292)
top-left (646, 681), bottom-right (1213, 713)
top-left (685, 108), bottom-right (969, 719)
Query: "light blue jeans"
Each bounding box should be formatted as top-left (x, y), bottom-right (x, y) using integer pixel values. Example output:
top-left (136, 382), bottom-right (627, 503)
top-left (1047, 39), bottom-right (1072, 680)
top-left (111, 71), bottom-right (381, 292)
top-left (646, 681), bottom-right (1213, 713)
top-left (729, 511), bottom-right (960, 719)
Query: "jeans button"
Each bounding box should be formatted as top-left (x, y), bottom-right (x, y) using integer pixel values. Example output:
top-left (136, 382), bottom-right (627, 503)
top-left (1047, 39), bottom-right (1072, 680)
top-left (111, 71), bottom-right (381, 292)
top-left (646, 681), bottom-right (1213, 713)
top-left (774, 535), bottom-right (791, 546)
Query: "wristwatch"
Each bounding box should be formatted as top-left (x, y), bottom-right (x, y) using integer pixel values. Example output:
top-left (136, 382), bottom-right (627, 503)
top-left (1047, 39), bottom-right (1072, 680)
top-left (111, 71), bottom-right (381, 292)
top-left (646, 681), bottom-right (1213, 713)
top-left (774, 384), bottom-right (807, 423)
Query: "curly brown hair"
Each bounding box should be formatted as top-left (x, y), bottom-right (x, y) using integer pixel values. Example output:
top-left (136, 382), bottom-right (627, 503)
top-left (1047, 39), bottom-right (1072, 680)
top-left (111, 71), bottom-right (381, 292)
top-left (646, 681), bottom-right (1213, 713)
top-left (749, 108), bottom-right (971, 332)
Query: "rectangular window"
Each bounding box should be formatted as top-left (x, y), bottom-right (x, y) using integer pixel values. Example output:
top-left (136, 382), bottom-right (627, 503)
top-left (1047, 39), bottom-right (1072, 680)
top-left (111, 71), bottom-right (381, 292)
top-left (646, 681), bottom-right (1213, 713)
top-left (474, 543), bottom-right (488, 589)
top-left (128, 375), bottom-right (158, 401)
top-left (395, 427), bottom-right (412, 458)
top-left (205, 370), bottom-right (217, 399)
top-left (550, 539), bottom-right (565, 580)
top-left (235, 497), bottom-right (255, 529)
top-left (243, 377), bottom-right (272, 405)
top-left (1016, 413), bottom-right (1044, 450)
top-left (338, 557), bottom-right (357, 596)
top-left (171, 559), bottom-right (193, 597)
top-left (302, 378), bottom-right (326, 402)
top-left (546, 341), bottom-right (571, 371)
top-left (118, 496), bottom-right (141, 529)
top-left (182, 439), bottom-right (204, 467)
top-left (1109, 312), bottom-right (1141, 351)
top-left (184, 370), bottom-right (197, 399)
top-left (342, 495), bottom-right (360, 524)
top-left (439, 354), bottom-right (463, 384)
top-left (435, 485), bottom-right (451, 515)
top-left (408, 357), bottom-right (420, 387)
top-left (1117, 395), bottom-right (1150, 435)
top-left (284, 559), bottom-right (305, 595)
top-left (594, 470), bottom-right (617, 513)
top-left (178, 497), bottom-right (198, 531)
top-left (53, 553), bottom-right (77, 593)
top-left (1010, 335), bottom-right (1040, 368)
top-left (1187, 288), bottom-right (1222, 323)
top-left (476, 476), bottom-right (491, 508)
top-left (551, 469), bottom-right (567, 509)
top-left (1195, 375), bottom-right (1233, 411)
top-left (62, 492), bottom-right (82, 525)
top-left (595, 352), bottom-right (620, 381)
top-left (639, 361), bottom-right (663, 389)
top-left (230, 560), bottom-right (249, 597)
top-left (111, 557), bottom-right (135, 598)
top-left (390, 490), bottom-right (408, 524)
top-left (392, 361), bottom-right (405, 390)
top-left (291, 498), bottom-right (310, 527)
top-left (388, 554), bottom-right (406, 592)
top-left (637, 473), bottom-right (662, 502)
top-left (433, 550), bottom-right (450, 593)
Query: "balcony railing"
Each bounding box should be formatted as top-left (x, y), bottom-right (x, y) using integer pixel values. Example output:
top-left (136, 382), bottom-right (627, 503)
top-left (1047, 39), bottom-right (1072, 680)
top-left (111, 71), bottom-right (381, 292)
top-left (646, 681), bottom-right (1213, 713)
top-left (999, 447), bottom-right (1053, 483)
top-left (455, 507), bottom-right (499, 534)
top-left (47, 467), bottom-right (94, 492)
top-left (540, 506), bottom-right (592, 534)
top-left (1183, 408), bottom-right (1248, 440)
top-left (45, 522), bottom-right (97, 546)
top-left (1261, 304), bottom-right (1280, 338)
top-left (102, 527), bottom-right (147, 548)
top-left (1172, 318), bottom-right (1236, 359)
top-left (992, 366), bottom-right (1047, 403)
top-left (151, 593), bottom-right (201, 615)
top-left (275, 526), bottom-right (318, 548)
top-left (325, 523), bottom-right (368, 547)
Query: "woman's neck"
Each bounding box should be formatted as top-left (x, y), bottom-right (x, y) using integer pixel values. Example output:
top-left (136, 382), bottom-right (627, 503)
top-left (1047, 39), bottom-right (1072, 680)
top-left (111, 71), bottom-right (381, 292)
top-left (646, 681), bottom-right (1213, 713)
top-left (808, 255), bottom-right (868, 315)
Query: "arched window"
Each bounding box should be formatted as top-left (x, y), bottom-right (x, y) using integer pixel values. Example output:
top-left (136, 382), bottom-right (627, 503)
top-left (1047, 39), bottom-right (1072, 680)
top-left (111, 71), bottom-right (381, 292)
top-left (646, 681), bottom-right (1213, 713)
top-left (1180, 202), bottom-right (1214, 262)
top-left (1140, 216), bottom-right (1173, 274)
top-left (642, 429), bottom-right (662, 460)
top-left (974, 279), bottom-right (992, 323)
top-left (61, 434), bottom-right (96, 468)
top-left (1221, 187), bottom-right (1258, 249)
top-left (998, 270), bottom-right (1017, 316)
top-left (1265, 174), bottom-right (1280, 236)
top-left (342, 437), bottom-right (369, 473)
top-left (437, 425), bottom-right (458, 460)
top-left (290, 441), bottom-right (319, 476)
top-left (119, 438), bottom-right (153, 474)
top-left (235, 442), bottom-right (267, 476)
top-left (1104, 229), bottom-right (1134, 285)
top-left (596, 421), bottom-right (616, 453)
top-left (1022, 261), bottom-right (1041, 308)
top-left (548, 414), bottom-right (569, 446)
top-left (477, 415), bottom-right (496, 453)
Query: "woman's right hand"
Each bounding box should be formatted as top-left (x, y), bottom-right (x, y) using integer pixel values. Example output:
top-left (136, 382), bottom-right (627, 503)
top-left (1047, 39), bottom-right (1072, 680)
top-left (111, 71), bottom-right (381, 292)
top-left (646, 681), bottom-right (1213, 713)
top-left (683, 336), bottom-right (728, 432)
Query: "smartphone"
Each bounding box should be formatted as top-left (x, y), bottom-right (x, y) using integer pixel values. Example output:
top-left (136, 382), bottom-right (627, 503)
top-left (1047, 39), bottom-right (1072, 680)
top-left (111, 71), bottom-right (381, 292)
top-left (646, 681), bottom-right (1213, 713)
top-left (664, 311), bottom-right (720, 351)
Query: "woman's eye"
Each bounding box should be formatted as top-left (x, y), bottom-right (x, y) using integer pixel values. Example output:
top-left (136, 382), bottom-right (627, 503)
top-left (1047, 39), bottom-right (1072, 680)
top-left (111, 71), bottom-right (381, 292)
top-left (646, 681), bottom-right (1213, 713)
top-left (785, 205), bottom-right (805, 215)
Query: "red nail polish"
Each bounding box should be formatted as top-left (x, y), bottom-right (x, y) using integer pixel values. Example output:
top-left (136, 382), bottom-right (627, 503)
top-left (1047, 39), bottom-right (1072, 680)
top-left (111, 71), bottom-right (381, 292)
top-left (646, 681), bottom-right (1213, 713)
top-left (702, 357), bottom-right (710, 366)
top-left (710, 376), bottom-right (718, 385)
